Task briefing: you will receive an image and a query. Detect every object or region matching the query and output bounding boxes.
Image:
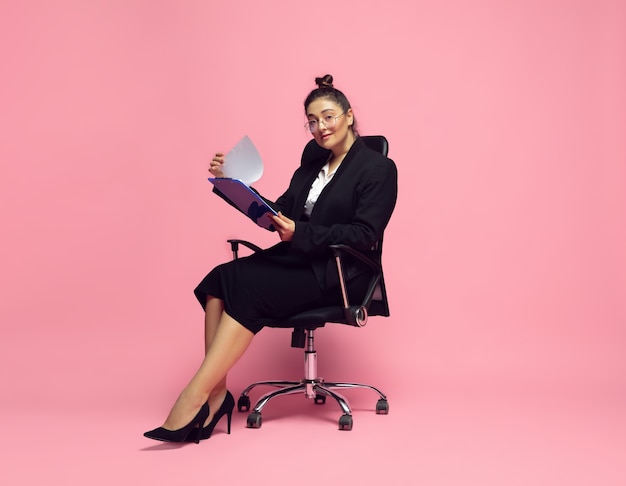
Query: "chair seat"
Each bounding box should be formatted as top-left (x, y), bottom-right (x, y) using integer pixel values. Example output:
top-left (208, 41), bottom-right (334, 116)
top-left (265, 306), bottom-right (345, 329)
top-left (265, 300), bottom-right (389, 330)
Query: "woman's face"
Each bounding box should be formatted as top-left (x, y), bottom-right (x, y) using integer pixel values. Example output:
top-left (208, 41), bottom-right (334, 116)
top-left (306, 97), bottom-right (354, 154)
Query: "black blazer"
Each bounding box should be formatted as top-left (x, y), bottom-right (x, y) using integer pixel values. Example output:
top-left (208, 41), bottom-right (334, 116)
top-left (268, 137), bottom-right (398, 289)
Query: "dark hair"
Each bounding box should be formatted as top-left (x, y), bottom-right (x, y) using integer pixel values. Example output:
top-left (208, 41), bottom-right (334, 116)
top-left (304, 74), bottom-right (358, 135)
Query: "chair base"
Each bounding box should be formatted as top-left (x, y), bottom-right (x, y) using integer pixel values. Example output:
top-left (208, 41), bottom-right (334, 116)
top-left (238, 380), bottom-right (389, 431)
top-left (237, 329), bottom-right (389, 431)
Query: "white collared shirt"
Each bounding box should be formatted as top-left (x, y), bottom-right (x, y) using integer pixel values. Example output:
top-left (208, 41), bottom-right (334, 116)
top-left (303, 161), bottom-right (340, 217)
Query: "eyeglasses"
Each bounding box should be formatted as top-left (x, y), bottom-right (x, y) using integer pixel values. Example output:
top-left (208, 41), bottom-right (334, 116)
top-left (305, 113), bottom-right (345, 133)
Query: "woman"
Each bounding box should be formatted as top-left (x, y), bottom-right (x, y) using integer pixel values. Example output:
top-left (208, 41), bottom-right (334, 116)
top-left (144, 74), bottom-right (398, 443)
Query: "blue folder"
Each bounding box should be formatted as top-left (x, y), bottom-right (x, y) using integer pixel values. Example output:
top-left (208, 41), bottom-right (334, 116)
top-left (208, 178), bottom-right (277, 231)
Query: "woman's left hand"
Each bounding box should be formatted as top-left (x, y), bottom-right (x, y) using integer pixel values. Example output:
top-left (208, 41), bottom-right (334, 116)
top-left (271, 212), bottom-right (295, 241)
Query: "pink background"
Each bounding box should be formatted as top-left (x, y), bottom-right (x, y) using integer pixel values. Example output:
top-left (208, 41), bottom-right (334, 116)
top-left (1, 1), bottom-right (624, 484)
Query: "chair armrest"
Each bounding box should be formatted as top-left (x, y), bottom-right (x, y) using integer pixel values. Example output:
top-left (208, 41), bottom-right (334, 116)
top-left (329, 244), bottom-right (381, 272)
top-left (227, 239), bottom-right (263, 259)
top-left (329, 244), bottom-right (382, 327)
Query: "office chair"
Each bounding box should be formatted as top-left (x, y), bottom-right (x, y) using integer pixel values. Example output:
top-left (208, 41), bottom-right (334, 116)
top-left (232, 135), bottom-right (391, 431)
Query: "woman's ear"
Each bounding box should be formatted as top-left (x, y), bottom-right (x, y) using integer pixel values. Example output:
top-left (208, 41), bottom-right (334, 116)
top-left (346, 108), bottom-right (354, 127)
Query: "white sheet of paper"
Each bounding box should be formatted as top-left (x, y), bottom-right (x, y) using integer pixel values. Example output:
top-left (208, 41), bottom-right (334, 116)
top-left (221, 135), bottom-right (264, 184)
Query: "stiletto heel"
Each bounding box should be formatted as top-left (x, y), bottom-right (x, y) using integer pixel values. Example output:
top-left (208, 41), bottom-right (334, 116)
top-left (188, 391), bottom-right (235, 441)
top-left (144, 402), bottom-right (209, 444)
top-left (226, 403), bottom-right (232, 434)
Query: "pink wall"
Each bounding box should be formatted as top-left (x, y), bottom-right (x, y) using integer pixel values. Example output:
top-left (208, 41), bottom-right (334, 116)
top-left (1, 0), bottom-right (625, 415)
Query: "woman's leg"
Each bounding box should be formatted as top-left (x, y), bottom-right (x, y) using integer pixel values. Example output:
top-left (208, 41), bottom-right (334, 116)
top-left (203, 297), bottom-right (229, 423)
top-left (204, 296), bottom-right (224, 353)
top-left (162, 311), bottom-right (254, 430)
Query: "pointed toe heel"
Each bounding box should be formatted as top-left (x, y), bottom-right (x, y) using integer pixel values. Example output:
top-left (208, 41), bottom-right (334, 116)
top-left (144, 402), bottom-right (209, 444)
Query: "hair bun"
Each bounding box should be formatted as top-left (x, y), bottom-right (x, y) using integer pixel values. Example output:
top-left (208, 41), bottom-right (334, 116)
top-left (315, 74), bottom-right (334, 89)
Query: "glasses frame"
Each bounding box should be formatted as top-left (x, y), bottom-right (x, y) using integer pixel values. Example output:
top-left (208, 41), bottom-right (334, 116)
top-left (305, 112), bottom-right (346, 133)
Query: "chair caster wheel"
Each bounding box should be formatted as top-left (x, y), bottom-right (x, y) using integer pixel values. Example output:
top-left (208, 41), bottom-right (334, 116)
top-left (338, 414), bottom-right (353, 431)
top-left (314, 394), bottom-right (326, 405)
top-left (376, 398), bottom-right (389, 415)
top-left (238, 395), bottom-right (250, 412)
top-left (247, 412), bottom-right (262, 429)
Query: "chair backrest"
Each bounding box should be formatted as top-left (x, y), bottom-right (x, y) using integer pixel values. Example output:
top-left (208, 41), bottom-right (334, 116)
top-left (361, 135), bottom-right (389, 157)
top-left (368, 237), bottom-right (390, 318)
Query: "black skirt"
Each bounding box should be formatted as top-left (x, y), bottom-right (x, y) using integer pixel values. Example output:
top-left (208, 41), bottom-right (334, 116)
top-left (194, 244), bottom-right (360, 334)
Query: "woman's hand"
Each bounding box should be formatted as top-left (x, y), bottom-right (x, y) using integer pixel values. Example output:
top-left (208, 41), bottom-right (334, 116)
top-left (209, 153), bottom-right (226, 178)
top-left (271, 212), bottom-right (295, 242)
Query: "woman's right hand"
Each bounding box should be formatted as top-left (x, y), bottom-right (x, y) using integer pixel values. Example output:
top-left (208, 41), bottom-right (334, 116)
top-left (209, 153), bottom-right (226, 178)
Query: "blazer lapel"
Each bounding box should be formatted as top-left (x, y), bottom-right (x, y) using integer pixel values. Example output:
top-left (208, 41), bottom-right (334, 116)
top-left (309, 138), bottom-right (365, 217)
top-left (291, 157), bottom-right (328, 220)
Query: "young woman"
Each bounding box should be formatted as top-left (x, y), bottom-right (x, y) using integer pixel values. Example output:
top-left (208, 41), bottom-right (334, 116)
top-left (144, 74), bottom-right (398, 443)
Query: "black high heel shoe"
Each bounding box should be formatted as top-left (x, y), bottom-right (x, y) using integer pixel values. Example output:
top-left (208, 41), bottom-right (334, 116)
top-left (188, 391), bottom-right (235, 442)
top-left (144, 402), bottom-right (209, 444)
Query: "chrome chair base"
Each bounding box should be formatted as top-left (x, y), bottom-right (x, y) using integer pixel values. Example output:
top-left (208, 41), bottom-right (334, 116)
top-left (237, 330), bottom-right (389, 431)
